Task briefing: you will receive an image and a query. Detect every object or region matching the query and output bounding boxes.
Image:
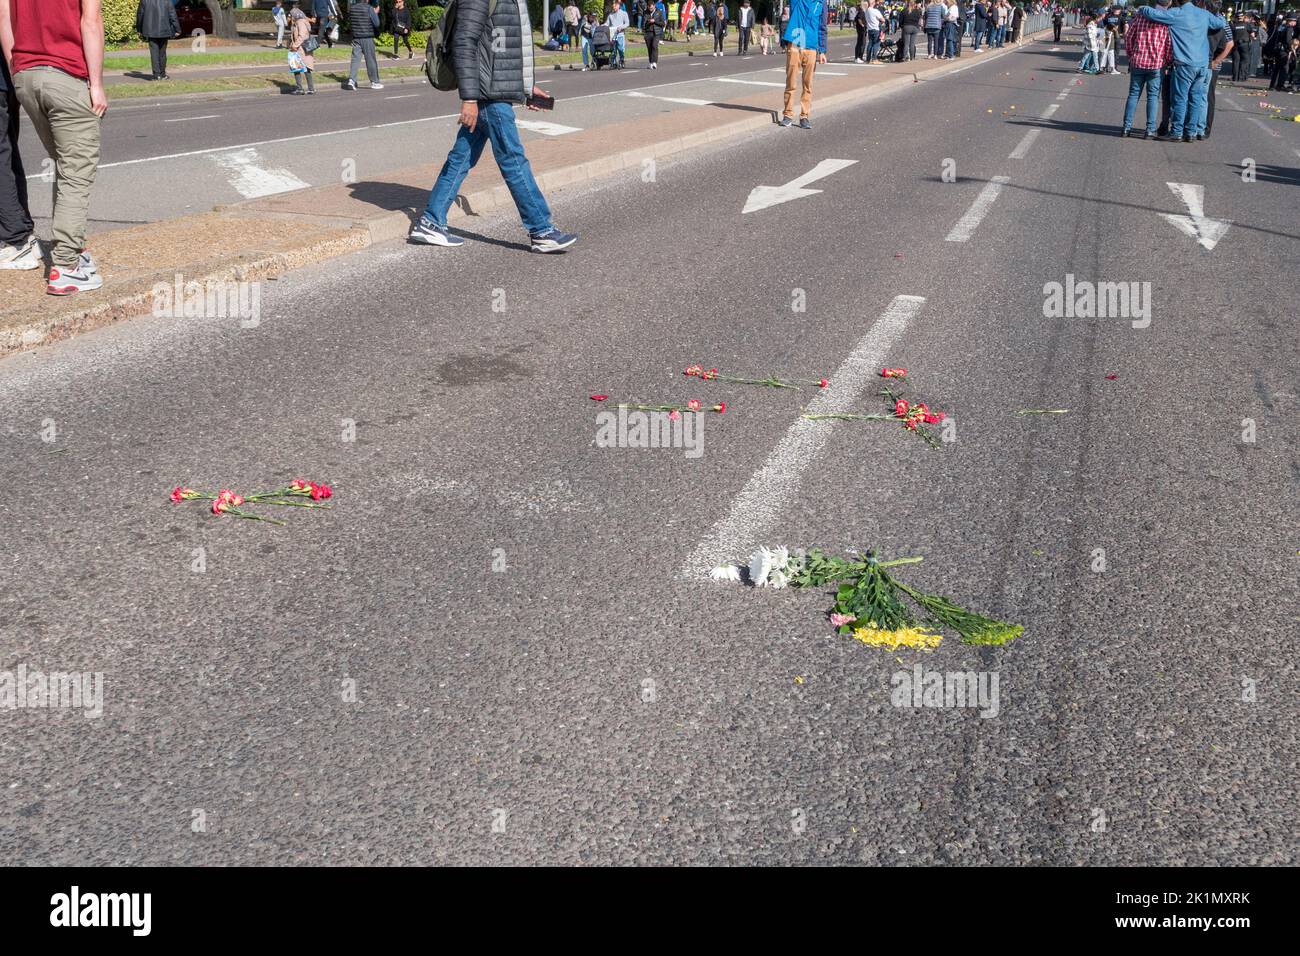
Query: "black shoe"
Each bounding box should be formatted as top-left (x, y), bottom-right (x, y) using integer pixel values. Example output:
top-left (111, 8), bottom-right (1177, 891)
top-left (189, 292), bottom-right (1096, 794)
top-left (1195, 133), bottom-right (1205, 141)
top-left (1182, 134), bottom-right (1192, 142)
top-left (1121, 128), bottom-right (1131, 137)
top-left (1155, 134), bottom-right (1182, 142)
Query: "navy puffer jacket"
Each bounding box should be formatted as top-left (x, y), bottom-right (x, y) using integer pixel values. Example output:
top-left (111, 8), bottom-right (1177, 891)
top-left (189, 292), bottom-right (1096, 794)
top-left (452, 0), bottom-right (535, 104)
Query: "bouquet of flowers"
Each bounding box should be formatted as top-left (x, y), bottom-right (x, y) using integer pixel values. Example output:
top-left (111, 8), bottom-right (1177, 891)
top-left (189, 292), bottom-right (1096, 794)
top-left (711, 546), bottom-right (1022, 651)
top-left (169, 478), bottom-right (333, 526)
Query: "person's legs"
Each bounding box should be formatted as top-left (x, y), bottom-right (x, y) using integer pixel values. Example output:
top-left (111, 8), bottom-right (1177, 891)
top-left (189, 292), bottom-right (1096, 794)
top-left (799, 47), bottom-right (815, 117)
top-left (159, 38), bottom-right (169, 77)
top-left (362, 37), bottom-right (380, 83)
top-left (783, 42), bottom-right (799, 116)
top-left (906, 26), bottom-right (917, 60)
top-left (1167, 62), bottom-right (1194, 137)
top-left (1191, 65), bottom-right (1210, 135)
top-left (868, 29), bottom-right (880, 62)
top-left (1203, 67), bottom-right (1216, 135)
top-left (855, 24), bottom-right (866, 59)
top-left (925, 27), bottom-right (936, 56)
top-left (480, 101), bottom-right (552, 235)
top-left (0, 88), bottom-right (33, 248)
top-left (1145, 67), bottom-right (1161, 133)
top-left (1123, 68), bottom-right (1148, 130)
top-left (423, 117), bottom-right (490, 226)
top-left (148, 39), bottom-right (163, 78)
top-left (14, 71), bottom-right (99, 270)
top-left (582, 35), bottom-right (590, 68)
top-left (349, 40), bottom-right (362, 84)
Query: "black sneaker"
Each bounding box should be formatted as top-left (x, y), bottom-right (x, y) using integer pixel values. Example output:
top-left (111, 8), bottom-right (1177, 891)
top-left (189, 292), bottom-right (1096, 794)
top-left (799, 117), bottom-right (811, 130)
top-left (408, 215), bottom-right (464, 247)
top-left (778, 116), bottom-right (793, 127)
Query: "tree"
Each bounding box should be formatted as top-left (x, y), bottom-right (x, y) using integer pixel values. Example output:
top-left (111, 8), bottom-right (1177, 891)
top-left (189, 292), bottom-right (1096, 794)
top-left (204, 0), bottom-right (239, 40)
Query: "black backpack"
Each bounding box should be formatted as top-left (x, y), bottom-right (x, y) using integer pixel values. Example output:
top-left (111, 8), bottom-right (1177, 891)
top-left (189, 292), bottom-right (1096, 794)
top-left (426, 0), bottom-right (497, 93)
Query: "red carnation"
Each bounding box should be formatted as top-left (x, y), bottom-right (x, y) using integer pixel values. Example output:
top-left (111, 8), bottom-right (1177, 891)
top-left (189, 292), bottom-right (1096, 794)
top-left (590, 394), bottom-right (608, 402)
top-left (713, 402), bottom-right (726, 414)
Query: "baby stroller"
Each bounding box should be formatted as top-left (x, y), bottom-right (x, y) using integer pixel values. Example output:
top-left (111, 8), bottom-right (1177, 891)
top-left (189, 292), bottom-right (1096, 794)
top-left (880, 35), bottom-right (897, 61)
top-left (589, 24), bottom-right (617, 70)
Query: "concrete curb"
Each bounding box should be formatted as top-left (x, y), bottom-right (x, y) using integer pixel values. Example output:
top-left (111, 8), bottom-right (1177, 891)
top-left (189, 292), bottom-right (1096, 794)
top-left (1, 31), bottom-right (1046, 360)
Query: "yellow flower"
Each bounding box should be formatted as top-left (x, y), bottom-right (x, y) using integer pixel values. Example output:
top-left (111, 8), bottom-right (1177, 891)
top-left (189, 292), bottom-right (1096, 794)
top-left (849, 624), bottom-right (942, 652)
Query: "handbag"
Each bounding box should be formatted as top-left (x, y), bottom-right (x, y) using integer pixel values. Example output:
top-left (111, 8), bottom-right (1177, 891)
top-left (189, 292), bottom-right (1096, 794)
top-left (303, 34), bottom-right (320, 54)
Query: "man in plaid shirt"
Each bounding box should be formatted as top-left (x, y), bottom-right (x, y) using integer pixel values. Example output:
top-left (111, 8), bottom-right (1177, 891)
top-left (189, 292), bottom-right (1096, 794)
top-left (1121, 0), bottom-right (1173, 137)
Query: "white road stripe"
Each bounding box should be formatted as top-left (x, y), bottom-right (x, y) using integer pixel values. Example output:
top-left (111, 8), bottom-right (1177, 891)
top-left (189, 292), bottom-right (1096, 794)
top-left (1041, 103), bottom-right (1059, 119)
top-left (626, 91), bottom-right (715, 106)
top-left (385, 94), bottom-right (420, 100)
top-left (945, 175), bottom-right (1010, 242)
top-left (716, 77), bottom-right (786, 87)
top-left (1008, 128), bottom-right (1040, 159)
top-left (515, 119), bottom-right (582, 136)
top-left (209, 147), bottom-right (309, 199)
top-left (163, 114), bottom-right (220, 123)
top-left (681, 295), bottom-right (926, 578)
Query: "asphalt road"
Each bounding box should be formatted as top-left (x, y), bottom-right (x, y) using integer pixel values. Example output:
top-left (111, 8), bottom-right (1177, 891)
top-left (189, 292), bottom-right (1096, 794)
top-left (1, 39), bottom-right (1297, 865)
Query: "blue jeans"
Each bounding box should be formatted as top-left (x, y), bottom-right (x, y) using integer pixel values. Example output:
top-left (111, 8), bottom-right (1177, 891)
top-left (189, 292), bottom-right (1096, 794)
top-left (942, 22), bottom-right (957, 56)
top-left (1167, 62), bottom-right (1206, 137)
top-left (581, 36), bottom-right (590, 67)
top-left (995, 24), bottom-right (1005, 47)
top-left (614, 31), bottom-right (626, 64)
top-left (972, 19), bottom-right (984, 49)
top-left (866, 29), bottom-right (880, 62)
top-left (1123, 67), bottom-right (1161, 133)
top-left (423, 100), bottom-right (552, 235)
top-left (1188, 65), bottom-right (1211, 135)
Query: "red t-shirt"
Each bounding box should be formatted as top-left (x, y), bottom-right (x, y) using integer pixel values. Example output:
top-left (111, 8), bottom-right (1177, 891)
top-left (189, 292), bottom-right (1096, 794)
top-left (10, 0), bottom-right (90, 81)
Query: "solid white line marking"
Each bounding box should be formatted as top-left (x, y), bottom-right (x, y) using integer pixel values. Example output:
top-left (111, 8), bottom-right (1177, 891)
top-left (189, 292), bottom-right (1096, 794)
top-left (1008, 128), bottom-right (1041, 159)
top-left (163, 114), bottom-right (220, 123)
top-left (680, 295), bottom-right (926, 578)
top-left (716, 77), bottom-right (786, 87)
top-left (209, 147), bottom-right (309, 199)
top-left (946, 175), bottom-right (1010, 242)
top-left (743, 158), bottom-right (858, 213)
top-left (515, 119), bottom-right (582, 136)
top-left (384, 94), bottom-right (420, 100)
top-left (626, 91), bottom-right (714, 106)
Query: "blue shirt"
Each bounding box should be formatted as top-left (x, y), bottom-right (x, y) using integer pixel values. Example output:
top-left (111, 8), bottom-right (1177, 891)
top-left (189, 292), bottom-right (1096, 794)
top-left (1138, 4), bottom-right (1227, 66)
top-left (783, 0), bottom-right (828, 51)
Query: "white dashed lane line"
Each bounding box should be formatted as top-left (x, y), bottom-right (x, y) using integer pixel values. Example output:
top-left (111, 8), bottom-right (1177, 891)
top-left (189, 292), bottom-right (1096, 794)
top-left (946, 175), bottom-right (1010, 242)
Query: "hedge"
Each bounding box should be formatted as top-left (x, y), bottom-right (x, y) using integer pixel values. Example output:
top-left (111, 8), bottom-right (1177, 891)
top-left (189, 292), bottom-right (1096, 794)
top-left (103, 0), bottom-right (139, 44)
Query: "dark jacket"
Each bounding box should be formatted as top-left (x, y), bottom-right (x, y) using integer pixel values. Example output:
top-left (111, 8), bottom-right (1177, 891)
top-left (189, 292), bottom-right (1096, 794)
top-left (392, 6), bottom-right (413, 33)
top-left (136, 0), bottom-right (180, 40)
top-left (348, 2), bottom-right (380, 38)
top-left (453, 0), bottom-right (535, 104)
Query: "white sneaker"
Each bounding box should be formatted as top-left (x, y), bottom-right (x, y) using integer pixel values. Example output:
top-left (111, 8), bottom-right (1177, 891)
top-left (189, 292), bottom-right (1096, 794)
top-left (855, 57), bottom-right (864, 63)
top-left (370, 82), bottom-right (384, 89)
top-left (0, 235), bottom-right (41, 270)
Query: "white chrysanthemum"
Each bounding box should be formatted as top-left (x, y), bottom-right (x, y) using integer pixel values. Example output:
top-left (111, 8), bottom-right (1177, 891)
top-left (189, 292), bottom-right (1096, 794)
top-left (747, 545), bottom-right (790, 588)
top-left (747, 547), bottom-right (774, 587)
top-left (767, 569), bottom-right (789, 590)
top-left (709, 563), bottom-right (743, 583)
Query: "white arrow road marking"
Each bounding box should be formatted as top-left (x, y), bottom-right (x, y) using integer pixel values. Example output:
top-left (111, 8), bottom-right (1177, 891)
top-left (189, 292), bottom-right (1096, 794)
top-left (946, 175), bottom-right (1010, 242)
top-left (1160, 182), bottom-right (1231, 251)
top-left (742, 158), bottom-right (858, 214)
top-left (626, 91), bottom-right (714, 106)
top-left (209, 148), bottom-right (309, 199)
top-left (515, 119), bottom-right (582, 136)
top-left (680, 295), bottom-right (926, 578)
top-left (1009, 128), bottom-right (1040, 159)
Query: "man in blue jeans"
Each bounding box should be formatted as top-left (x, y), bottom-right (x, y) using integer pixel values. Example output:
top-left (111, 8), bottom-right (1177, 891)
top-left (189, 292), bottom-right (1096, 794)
top-left (410, 0), bottom-right (577, 252)
top-left (1121, 2), bottom-right (1172, 137)
top-left (1138, 0), bottom-right (1226, 142)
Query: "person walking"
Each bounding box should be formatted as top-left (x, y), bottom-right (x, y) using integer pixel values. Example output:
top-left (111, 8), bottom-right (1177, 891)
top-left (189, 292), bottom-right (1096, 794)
top-left (314, 0), bottom-right (340, 47)
top-left (644, 0), bottom-right (665, 67)
top-left (565, 1), bottom-right (582, 50)
top-left (391, 0), bottom-right (414, 58)
top-left (2, 0), bottom-right (106, 294)
top-left (778, 0), bottom-right (828, 128)
top-left (1120, 1), bottom-right (1171, 137)
top-left (343, 1), bottom-right (382, 90)
top-left (900, 0), bottom-right (922, 59)
top-left (1009, 2), bottom-right (1023, 45)
top-left (712, 0), bottom-right (729, 54)
top-left (580, 11), bottom-right (597, 68)
top-left (0, 50), bottom-right (37, 271)
top-left (1052, 3), bottom-right (1063, 41)
top-left (942, 1), bottom-right (958, 57)
top-left (738, 0), bottom-right (755, 53)
top-left (288, 1), bottom-right (317, 94)
top-left (273, 1), bottom-right (289, 48)
top-left (760, 16), bottom-right (775, 52)
top-left (136, 0), bottom-right (180, 81)
top-left (1096, 12), bottom-right (1118, 73)
top-left (410, 0), bottom-right (577, 252)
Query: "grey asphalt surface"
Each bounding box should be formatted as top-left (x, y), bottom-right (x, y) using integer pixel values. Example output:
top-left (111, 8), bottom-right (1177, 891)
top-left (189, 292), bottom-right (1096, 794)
top-left (1, 38), bottom-right (1297, 865)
